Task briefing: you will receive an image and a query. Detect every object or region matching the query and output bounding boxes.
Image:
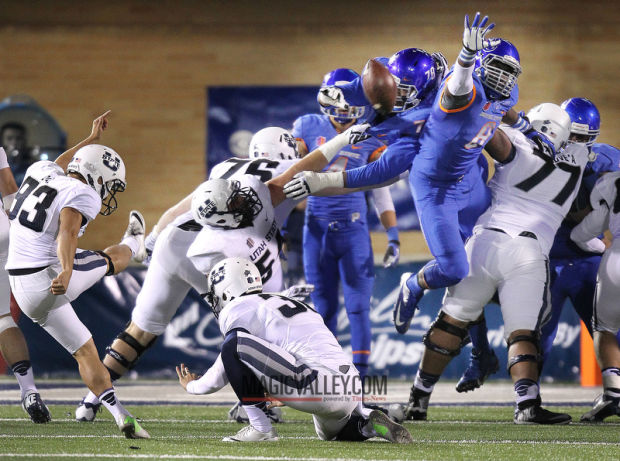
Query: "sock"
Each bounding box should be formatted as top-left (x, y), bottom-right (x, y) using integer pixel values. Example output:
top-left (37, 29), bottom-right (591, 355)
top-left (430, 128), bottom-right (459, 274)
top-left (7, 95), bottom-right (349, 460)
top-left (602, 367), bottom-right (620, 398)
top-left (120, 236), bottom-right (140, 258)
top-left (468, 317), bottom-right (491, 354)
top-left (98, 388), bottom-right (128, 422)
top-left (84, 390), bottom-right (100, 405)
top-left (243, 403), bottom-right (272, 433)
top-left (334, 414), bottom-right (368, 441)
top-left (414, 369), bottom-right (440, 394)
top-left (11, 360), bottom-right (37, 399)
top-left (405, 272), bottom-right (425, 299)
top-left (514, 378), bottom-right (539, 407)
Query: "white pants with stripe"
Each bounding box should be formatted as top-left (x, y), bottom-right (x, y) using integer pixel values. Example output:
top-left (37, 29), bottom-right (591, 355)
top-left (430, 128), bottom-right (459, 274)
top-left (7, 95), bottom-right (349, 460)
top-left (0, 210), bottom-right (10, 316)
top-left (234, 330), bottom-right (361, 440)
top-left (9, 249), bottom-right (108, 354)
top-left (442, 229), bottom-right (551, 338)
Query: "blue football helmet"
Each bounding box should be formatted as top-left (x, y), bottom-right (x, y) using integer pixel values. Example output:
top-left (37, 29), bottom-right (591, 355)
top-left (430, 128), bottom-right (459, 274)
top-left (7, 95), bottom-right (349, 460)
top-left (387, 48), bottom-right (438, 112)
top-left (475, 39), bottom-right (522, 100)
top-left (560, 97), bottom-right (600, 147)
top-left (319, 68), bottom-right (366, 124)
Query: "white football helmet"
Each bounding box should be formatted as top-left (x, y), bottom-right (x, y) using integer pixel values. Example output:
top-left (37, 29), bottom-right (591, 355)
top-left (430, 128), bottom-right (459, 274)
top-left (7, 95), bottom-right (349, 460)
top-left (66, 144), bottom-right (126, 216)
top-left (526, 103), bottom-right (572, 152)
top-left (191, 178), bottom-right (263, 229)
top-left (205, 257), bottom-right (263, 316)
top-left (248, 127), bottom-right (299, 160)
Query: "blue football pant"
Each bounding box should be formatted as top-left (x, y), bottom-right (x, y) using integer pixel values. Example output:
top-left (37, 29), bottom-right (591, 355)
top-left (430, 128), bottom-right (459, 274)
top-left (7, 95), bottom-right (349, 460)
top-left (303, 216), bottom-right (374, 379)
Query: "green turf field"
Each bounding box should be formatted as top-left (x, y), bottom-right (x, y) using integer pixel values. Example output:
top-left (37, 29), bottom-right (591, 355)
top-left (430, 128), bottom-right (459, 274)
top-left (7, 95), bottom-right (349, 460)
top-left (0, 404), bottom-right (618, 460)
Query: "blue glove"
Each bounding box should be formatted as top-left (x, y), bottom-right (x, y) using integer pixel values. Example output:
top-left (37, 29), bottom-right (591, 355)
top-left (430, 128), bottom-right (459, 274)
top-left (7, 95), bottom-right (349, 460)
top-left (383, 226), bottom-right (400, 268)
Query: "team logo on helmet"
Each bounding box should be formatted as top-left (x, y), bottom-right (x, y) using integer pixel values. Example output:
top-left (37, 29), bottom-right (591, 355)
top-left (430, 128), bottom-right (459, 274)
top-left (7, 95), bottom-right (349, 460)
top-left (102, 151), bottom-right (121, 171)
top-left (197, 199), bottom-right (217, 220)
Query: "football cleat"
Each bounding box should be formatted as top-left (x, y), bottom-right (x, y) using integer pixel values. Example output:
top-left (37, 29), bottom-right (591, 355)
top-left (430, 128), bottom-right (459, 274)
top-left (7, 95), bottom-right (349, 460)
top-left (124, 210), bottom-right (147, 263)
top-left (227, 401), bottom-right (284, 423)
top-left (580, 393), bottom-right (620, 422)
top-left (456, 348), bottom-right (500, 393)
top-left (75, 398), bottom-right (102, 422)
top-left (393, 272), bottom-right (424, 334)
top-left (222, 425), bottom-right (279, 442)
top-left (366, 409), bottom-right (413, 444)
top-left (404, 388), bottom-right (430, 421)
top-left (514, 401), bottom-right (571, 425)
top-left (117, 414), bottom-right (151, 439)
top-left (22, 392), bottom-right (51, 424)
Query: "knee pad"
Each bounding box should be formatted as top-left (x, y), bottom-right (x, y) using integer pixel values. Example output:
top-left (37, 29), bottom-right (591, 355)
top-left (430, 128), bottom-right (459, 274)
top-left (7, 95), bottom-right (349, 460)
top-left (105, 330), bottom-right (157, 371)
top-left (0, 315), bottom-right (17, 334)
top-left (422, 311), bottom-right (470, 357)
top-left (506, 334), bottom-right (542, 373)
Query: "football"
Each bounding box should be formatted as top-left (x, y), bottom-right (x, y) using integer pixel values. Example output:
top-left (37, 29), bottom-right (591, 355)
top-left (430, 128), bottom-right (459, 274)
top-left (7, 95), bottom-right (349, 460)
top-left (362, 58), bottom-right (397, 115)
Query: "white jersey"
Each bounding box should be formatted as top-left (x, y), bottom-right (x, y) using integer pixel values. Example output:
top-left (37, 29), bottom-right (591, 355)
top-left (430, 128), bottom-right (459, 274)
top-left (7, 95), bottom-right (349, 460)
top-left (219, 292), bottom-right (352, 370)
top-left (474, 127), bottom-right (589, 254)
top-left (589, 171), bottom-right (620, 238)
top-left (187, 175), bottom-right (283, 292)
top-left (209, 157), bottom-right (299, 228)
top-left (6, 161), bottom-right (101, 269)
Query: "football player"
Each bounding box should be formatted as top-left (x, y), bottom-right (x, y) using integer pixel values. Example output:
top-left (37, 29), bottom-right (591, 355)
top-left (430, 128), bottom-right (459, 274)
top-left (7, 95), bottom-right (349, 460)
top-left (6, 111), bottom-right (150, 438)
top-left (407, 103), bottom-right (585, 424)
top-left (541, 98), bottom-right (620, 362)
top-left (0, 144), bottom-right (49, 423)
top-left (570, 169), bottom-right (620, 421)
top-left (73, 127), bottom-right (311, 421)
top-left (176, 257), bottom-right (413, 443)
top-left (292, 67), bottom-right (400, 381)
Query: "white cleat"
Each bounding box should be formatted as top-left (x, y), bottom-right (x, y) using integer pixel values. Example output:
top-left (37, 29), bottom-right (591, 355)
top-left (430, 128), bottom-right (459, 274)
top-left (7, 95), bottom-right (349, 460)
top-left (117, 414), bottom-right (151, 439)
top-left (124, 210), bottom-right (147, 263)
top-left (222, 425), bottom-right (279, 442)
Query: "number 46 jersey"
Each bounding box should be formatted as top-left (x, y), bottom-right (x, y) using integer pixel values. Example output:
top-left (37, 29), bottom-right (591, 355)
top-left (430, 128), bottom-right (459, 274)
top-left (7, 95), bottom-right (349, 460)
top-left (218, 292), bottom-right (353, 370)
top-left (474, 127), bottom-right (589, 255)
top-left (6, 161), bottom-right (101, 270)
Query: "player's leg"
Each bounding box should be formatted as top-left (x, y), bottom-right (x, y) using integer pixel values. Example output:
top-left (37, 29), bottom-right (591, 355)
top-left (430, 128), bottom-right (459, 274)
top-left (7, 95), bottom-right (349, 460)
top-left (539, 258), bottom-right (571, 362)
top-left (77, 226), bottom-right (202, 420)
top-left (394, 173), bottom-right (469, 333)
top-left (303, 217), bottom-right (340, 333)
top-left (338, 222), bottom-right (374, 381)
top-left (406, 231), bottom-right (497, 420)
top-left (581, 247), bottom-right (620, 421)
top-left (455, 167), bottom-right (499, 392)
top-left (498, 238), bottom-right (570, 424)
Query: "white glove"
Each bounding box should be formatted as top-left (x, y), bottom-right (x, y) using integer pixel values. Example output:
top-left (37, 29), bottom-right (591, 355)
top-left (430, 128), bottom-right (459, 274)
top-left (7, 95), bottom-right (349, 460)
top-left (431, 52), bottom-right (449, 82)
top-left (280, 283), bottom-right (315, 301)
top-left (343, 123), bottom-right (371, 145)
top-left (462, 12), bottom-right (498, 52)
top-left (283, 171), bottom-right (344, 200)
top-left (317, 86), bottom-right (349, 110)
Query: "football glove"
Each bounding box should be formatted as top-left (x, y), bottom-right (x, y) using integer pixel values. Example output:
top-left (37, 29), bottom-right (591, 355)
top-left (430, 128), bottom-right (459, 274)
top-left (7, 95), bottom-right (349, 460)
top-left (283, 171), bottom-right (343, 200)
top-left (280, 283), bottom-right (315, 301)
top-left (462, 12), bottom-right (498, 53)
top-left (525, 128), bottom-right (557, 159)
top-left (383, 240), bottom-right (400, 268)
top-left (317, 86), bottom-right (350, 110)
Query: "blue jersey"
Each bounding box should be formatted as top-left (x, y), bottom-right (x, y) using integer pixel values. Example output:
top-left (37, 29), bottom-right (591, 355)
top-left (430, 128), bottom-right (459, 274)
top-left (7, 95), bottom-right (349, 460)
top-left (550, 143), bottom-right (620, 259)
top-left (413, 72), bottom-right (517, 181)
top-left (292, 114), bottom-right (385, 220)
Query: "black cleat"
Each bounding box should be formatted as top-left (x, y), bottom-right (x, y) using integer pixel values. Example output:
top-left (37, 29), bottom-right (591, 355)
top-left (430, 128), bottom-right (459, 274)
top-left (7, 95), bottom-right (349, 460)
top-left (404, 387), bottom-right (430, 421)
top-left (22, 392), bottom-right (51, 424)
top-left (580, 394), bottom-right (620, 422)
top-left (514, 400), bottom-right (571, 425)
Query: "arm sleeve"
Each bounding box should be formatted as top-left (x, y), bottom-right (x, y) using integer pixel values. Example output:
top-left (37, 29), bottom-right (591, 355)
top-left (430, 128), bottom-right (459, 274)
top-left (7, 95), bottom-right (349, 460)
top-left (570, 204), bottom-right (609, 250)
top-left (371, 186), bottom-right (395, 215)
top-left (446, 61), bottom-right (475, 96)
top-left (185, 355), bottom-right (229, 395)
top-left (346, 138), bottom-right (415, 188)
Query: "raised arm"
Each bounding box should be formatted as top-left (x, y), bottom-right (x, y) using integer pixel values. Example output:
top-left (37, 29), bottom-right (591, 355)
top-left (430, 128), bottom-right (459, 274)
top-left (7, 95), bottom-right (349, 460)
top-left (55, 110), bottom-right (111, 171)
top-left (442, 13), bottom-right (498, 111)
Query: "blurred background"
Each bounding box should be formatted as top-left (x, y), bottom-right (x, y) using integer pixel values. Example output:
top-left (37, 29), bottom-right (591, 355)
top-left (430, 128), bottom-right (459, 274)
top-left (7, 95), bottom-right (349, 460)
top-left (0, 0), bottom-right (617, 379)
top-left (0, 0), bottom-right (618, 251)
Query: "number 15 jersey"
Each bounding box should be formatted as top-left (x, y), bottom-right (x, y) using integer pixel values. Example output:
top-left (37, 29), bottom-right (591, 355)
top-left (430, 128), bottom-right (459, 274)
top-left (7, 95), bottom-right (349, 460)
top-left (474, 127), bottom-right (589, 255)
top-left (6, 161), bottom-right (101, 270)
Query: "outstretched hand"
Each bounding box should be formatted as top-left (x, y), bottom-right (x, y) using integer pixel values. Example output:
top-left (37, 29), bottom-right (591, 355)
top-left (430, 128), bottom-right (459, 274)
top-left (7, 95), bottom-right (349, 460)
top-left (176, 363), bottom-right (200, 390)
top-left (462, 12), bottom-right (499, 52)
